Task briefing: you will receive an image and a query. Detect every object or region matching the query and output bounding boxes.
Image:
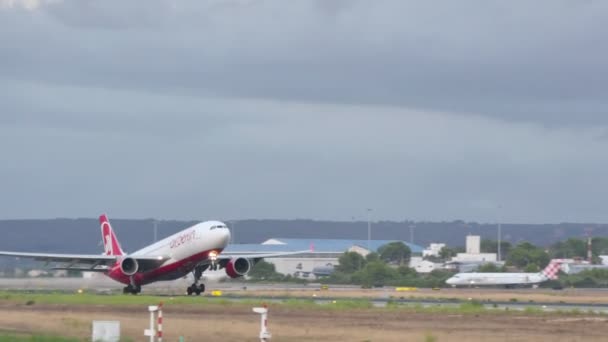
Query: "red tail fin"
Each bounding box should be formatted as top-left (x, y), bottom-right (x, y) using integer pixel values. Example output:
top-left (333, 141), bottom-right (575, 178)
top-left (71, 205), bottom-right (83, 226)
top-left (99, 214), bottom-right (124, 256)
top-left (541, 259), bottom-right (563, 280)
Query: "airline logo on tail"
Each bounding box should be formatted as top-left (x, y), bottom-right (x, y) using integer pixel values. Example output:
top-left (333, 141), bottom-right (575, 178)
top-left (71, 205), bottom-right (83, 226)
top-left (100, 214), bottom-right (124, 256)
top-left (541, 259), bottom-right (563, 280)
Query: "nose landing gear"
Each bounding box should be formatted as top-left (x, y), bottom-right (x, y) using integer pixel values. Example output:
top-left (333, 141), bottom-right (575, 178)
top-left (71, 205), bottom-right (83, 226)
top-left (209, 251), bottom-right (219, 271)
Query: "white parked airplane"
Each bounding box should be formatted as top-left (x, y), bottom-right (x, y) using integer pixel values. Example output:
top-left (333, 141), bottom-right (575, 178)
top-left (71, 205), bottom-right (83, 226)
top-left (446, 259), bottom-right (564, 287)
top-left (0, 214), bottom-right (304, 295)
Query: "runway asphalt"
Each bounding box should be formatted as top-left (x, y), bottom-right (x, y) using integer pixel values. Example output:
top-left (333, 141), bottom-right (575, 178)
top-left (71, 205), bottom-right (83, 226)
top-left (0, 276), bottom-right (334, 292)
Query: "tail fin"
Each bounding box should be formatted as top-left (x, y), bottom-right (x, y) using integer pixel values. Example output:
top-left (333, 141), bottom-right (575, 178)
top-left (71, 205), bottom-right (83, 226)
top-left (540, 259), bottom-right (563, 280)
top-left (99, 214), bottom-right (124, 256)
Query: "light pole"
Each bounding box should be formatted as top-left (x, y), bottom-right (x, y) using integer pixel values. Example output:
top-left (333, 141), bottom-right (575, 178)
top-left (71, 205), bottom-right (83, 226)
top-left (153, 220), bottom-right (158, 243)
top-left (497, 205), bottom-right (502, 262)
top-left (409, 224), bottom-right (415, 245)
top-left (230, 220), bottom-right (237, 244)
top-left (497, 222), bottom-right (502, 262)
top-left (366, 209), bottom-right (372, 251)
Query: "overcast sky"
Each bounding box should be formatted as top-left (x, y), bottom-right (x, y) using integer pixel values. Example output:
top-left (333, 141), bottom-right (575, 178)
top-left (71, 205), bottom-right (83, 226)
top-left (1, 0), bottom-right (607, 223)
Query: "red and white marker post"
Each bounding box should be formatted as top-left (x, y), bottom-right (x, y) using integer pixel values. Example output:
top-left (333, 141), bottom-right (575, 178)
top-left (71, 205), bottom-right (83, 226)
top-left (144, 302), bottom-right (163, 342)
top-left (252, 304), bottom-right (272, 341)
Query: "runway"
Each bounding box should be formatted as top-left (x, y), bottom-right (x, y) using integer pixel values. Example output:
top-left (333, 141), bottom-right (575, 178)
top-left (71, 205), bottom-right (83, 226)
top-left (0, 276), bottom-right (333, 292)
top-left (2, 277), bottom-right (608, 313)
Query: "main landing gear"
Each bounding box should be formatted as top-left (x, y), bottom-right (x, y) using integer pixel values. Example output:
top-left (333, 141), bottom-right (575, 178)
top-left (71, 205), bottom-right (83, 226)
top-left (123, 284), bottom-right (141, 295)
top-left (123, 275), bottom-right (141, 295)
top-left (187, 283), bottom-right (205, 296)
top-left (187, 265), bottom-right (209, 296)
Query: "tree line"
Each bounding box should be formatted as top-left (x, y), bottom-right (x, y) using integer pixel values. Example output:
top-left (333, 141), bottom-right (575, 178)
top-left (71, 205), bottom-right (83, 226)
top-left (248, 238), bottom-right (608, 288)
top-left (249, 242), bottom-right (453, 288)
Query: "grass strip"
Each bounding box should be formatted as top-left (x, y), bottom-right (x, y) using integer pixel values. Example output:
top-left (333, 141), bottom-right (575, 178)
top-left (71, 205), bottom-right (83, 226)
top-left (0, 335), bottom-right (80, 342)
top-left (0, 291), bottom-right (604, 317)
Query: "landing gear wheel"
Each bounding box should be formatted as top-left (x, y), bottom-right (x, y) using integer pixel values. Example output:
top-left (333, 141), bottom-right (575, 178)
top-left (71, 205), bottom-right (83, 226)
top-left (187, 283), bottom-right (206, 296)
top-left (194, 283), bottom-right (205, 295)
top-left (123, 285), bottom-right (141, 295)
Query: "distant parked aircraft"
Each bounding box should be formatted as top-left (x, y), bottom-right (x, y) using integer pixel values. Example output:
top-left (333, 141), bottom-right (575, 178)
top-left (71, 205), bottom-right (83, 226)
top-left (446, 259), bottom-right (564, 287)
top-left (0, 214), bottom-right (301, 295)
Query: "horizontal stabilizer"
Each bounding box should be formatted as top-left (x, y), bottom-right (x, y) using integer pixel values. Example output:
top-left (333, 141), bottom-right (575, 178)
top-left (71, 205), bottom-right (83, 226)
top-left (51, 267), bottom-right (109, 273)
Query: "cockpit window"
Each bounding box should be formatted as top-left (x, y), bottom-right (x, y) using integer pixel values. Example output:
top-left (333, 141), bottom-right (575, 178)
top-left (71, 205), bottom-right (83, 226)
top-left (210, 225), bottom-right (228, 230)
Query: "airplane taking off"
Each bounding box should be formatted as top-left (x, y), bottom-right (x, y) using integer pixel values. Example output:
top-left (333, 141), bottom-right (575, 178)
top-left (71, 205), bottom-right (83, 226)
top-left (446, 259), bottom-right (564, 287)
top-left (0, 214), bottom-right (302, 295)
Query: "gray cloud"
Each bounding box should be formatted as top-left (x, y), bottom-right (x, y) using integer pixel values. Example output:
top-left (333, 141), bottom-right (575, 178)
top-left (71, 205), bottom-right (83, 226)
top-left (1, 1), bottom-right (607, 223)
top-left (1, 1), bottom-right (607, 124)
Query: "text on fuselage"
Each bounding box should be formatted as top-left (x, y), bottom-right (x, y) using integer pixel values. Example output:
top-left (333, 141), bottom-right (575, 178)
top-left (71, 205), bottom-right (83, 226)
top-left (170, 230), bottom-right (196, 249)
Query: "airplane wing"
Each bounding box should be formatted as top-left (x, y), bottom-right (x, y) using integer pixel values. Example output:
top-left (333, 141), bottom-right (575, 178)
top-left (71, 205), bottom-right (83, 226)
top-left (0, 251), bottom-right (170, 271)
top-left (0, 251), bottom-right (118, 265)
top-left (218, 250), bottom-right (310, 260)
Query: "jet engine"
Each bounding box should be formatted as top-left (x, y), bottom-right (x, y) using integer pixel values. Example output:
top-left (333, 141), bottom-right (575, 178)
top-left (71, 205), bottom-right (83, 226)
top-left (120, 257), bottom-right (139, 276)
top-left (225, 257), bottom-right (253, 278)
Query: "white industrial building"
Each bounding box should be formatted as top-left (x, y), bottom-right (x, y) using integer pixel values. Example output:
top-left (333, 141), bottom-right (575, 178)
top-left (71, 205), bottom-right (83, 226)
top-left (409, 257), bottom-right (442, 273)
top-left (221, 238), bottom-right (424, 278)
top-left (554, 258), bottom-right (608, 274)
top-left (422, 243), bottom-right (446, 258)
top-left (451, 235), bottom-right (497, 263)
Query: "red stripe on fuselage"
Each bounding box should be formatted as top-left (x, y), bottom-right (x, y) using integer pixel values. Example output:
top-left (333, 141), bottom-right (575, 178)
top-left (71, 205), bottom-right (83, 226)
top-left (105, 248), bottom-right (223, 286)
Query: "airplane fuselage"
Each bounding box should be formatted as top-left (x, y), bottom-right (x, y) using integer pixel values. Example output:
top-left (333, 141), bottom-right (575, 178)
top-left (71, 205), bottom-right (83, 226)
top-left (107, 221), bottom-right (230, 286)
top-left (446, 272), bottom-right (545, 286)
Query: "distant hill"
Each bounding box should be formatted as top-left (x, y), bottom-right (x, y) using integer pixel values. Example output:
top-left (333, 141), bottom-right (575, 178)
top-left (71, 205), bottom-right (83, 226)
top-left (2, 217), bottom-right (608, 272)
top-left (1, 218), bottom-right (607, 254)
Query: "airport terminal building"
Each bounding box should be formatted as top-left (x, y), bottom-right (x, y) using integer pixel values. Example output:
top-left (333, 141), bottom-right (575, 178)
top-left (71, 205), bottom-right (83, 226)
top-left (222, 238), bottom-right (424, 278)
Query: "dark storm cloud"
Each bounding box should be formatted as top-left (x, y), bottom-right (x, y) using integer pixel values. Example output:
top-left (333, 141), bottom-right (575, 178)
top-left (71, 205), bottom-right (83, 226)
top-left (1, 0), bottom-right (607, 124)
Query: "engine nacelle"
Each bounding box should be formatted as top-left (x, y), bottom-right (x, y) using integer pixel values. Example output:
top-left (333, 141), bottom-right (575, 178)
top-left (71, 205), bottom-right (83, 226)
top-left (120, 257), bottom-right (139, 276)
top-left (225, 257), bottom-right (253, 278)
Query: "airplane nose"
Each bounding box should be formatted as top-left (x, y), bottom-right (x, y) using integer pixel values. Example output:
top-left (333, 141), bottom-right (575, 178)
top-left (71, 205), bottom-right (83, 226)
top-left (221, 229), bottom-right (231, 246)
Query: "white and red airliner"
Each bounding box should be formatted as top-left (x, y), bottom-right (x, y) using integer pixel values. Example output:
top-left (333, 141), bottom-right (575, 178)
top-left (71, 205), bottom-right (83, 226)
top-left (446, 259), bottom-right (565, 287)
top-left (0, 214), bottom-right (300, 295)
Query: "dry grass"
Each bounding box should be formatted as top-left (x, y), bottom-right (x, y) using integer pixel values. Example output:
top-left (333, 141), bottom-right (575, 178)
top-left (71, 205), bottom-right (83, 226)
top-left (0, 301), bottom-right (607, 342)
top-left (2, 284), bottom-right (608, 341)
